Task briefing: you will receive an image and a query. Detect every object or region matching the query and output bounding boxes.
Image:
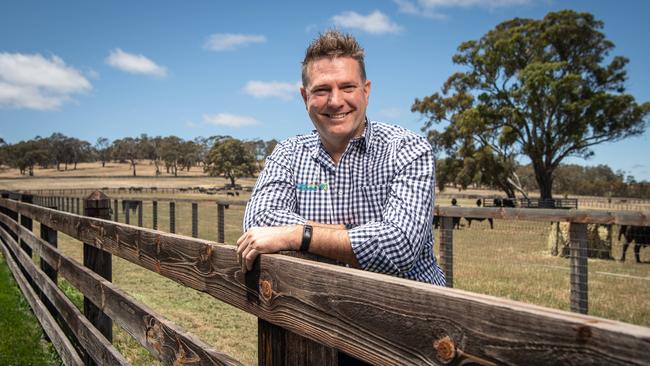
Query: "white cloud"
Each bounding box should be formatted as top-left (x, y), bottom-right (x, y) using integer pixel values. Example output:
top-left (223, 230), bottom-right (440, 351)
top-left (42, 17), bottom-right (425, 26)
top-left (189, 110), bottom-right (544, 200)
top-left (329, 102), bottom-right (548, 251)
top-left (105, 48), bottom-right (167, 77)
top-left (394, 0), bottom-right (446, 19)
top-left (243, 80), bottom-right (301, 101)
top-left (203, 33), bottom-right (267, 51)
top-left (331, 10), bottom-right (402, 34)
top-left (203, 113), bottom-right (258, 127)
top-left (0, 52), bottom-right (91, 110)
top-left (396, 0), bottom-right (530, 19)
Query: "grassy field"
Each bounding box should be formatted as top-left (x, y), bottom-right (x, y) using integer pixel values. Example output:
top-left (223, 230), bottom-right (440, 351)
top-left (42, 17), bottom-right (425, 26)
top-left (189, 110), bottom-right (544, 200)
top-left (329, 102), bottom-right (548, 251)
top-left (0, 254), bottom-right (62, 365)
top-left (1, 163), bottom-right (649, 365)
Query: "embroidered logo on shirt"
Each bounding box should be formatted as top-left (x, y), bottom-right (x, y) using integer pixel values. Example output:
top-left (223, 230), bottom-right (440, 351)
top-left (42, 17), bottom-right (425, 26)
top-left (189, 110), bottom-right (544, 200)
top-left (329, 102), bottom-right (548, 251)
top-left (296, 182), bottom-right (329, 191)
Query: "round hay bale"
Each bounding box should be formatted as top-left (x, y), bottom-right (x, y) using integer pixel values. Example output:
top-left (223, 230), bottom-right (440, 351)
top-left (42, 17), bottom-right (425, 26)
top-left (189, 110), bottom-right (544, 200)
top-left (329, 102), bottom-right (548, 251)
top-left (547, 222), bottom-right (612, 259)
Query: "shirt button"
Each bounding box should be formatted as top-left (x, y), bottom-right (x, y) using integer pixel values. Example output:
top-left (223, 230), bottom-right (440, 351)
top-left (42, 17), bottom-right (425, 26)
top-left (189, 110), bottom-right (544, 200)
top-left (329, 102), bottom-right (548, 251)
top-left (338, 190), bottom-right (343, 195)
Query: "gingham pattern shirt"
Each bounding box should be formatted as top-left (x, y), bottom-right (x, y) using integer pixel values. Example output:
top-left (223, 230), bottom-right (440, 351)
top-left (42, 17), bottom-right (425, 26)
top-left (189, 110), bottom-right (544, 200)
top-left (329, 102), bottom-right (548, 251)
top-left (244, 121), bottom-right (445, 285)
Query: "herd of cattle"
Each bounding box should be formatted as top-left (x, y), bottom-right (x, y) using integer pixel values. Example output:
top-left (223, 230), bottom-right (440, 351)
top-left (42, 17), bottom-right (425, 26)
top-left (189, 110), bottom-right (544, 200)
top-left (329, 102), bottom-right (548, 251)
top-left (434, 198), bottom-right (648, 263)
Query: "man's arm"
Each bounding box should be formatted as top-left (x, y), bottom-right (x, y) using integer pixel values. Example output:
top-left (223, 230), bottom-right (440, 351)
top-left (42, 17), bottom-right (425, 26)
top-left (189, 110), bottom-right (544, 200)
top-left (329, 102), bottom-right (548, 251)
top-left (236, 222), bottom-right (359, 272)
top-left (346, 137), bottom-right (435, 275)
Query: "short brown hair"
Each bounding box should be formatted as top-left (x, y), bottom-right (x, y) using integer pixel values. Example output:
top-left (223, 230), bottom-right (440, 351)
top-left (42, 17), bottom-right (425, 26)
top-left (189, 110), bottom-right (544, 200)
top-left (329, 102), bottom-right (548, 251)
top-left (301, 30), bottom-right (366, 87)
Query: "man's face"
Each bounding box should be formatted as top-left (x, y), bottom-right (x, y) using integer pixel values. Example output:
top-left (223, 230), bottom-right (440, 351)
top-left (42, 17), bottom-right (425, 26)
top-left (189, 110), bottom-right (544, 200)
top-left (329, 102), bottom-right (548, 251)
top-left (301, 57), bottom-right (371, 150)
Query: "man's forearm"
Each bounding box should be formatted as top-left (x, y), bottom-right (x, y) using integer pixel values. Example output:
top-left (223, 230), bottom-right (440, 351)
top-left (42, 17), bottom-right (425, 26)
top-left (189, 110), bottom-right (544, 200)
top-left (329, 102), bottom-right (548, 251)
top-left (304, 222), bottom-right (360, 267)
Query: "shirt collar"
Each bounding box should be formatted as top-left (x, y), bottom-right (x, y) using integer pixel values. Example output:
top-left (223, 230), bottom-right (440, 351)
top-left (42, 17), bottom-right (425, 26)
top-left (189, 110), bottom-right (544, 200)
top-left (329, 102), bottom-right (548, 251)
top-left (304, 118), bottom-right (373, 157)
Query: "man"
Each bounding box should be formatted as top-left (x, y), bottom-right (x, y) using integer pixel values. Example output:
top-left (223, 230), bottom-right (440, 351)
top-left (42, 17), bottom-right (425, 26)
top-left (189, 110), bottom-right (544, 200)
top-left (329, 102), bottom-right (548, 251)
top-left (237, 30), bottom-right (445, 285)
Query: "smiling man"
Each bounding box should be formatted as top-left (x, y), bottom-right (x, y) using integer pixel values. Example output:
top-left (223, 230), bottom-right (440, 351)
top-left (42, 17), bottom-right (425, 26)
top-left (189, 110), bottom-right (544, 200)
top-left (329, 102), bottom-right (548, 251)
top-left (237, 30), bottom-right (445, 285)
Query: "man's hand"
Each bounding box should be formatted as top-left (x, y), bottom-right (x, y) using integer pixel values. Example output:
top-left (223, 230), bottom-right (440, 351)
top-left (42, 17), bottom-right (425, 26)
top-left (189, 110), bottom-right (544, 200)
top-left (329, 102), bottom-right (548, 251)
top-left (236, 225), bottom-right (301, 272)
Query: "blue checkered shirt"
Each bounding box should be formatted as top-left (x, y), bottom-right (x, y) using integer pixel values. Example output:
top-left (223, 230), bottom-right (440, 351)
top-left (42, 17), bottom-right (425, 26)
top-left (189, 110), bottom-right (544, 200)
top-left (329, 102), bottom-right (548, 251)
top-left (244, 121), bottom-right (445, 285)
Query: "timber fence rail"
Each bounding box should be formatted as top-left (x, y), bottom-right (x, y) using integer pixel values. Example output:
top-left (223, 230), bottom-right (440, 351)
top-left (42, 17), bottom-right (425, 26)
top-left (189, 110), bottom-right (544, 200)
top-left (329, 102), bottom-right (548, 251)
top-left (1, 194), bottom-right (650, 365)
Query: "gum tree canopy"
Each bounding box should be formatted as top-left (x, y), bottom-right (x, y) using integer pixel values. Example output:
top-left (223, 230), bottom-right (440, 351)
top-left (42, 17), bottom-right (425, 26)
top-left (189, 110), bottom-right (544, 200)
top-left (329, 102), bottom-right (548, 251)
top-left (412, 10), bottom-right (649, 200)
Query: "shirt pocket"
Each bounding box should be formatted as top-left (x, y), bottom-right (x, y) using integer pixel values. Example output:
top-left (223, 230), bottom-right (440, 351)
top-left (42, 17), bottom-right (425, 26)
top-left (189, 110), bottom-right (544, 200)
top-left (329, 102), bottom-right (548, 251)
top-left (352, 184), bottom-right (390, 223)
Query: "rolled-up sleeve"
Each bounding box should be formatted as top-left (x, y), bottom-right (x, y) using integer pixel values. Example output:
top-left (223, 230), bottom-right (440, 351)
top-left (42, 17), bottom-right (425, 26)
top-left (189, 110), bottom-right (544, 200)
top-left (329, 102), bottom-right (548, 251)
top-left (347, 137), bottom-right (435, 275)
top-left (243, 143), bottom-right (306, 231)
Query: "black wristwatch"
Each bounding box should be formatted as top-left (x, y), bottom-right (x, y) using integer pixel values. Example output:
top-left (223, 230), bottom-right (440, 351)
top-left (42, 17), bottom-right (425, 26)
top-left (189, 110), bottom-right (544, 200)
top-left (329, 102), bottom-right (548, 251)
top-left (300, 224), bottom-right (313, 252)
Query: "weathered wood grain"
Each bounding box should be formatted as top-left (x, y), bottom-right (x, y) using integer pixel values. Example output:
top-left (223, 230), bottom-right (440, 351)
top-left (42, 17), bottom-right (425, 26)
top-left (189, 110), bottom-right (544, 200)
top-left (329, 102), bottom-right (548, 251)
top-left (435, 206), bottom-right (650, 226)
top-left (0, 226), bottom-right (118, 366)
top-left (0, 239), bottom-right (83, 366)
top-left (0, 212), bottom-right (242, 366)
top-left (3, 199), bottom-right (650, 365)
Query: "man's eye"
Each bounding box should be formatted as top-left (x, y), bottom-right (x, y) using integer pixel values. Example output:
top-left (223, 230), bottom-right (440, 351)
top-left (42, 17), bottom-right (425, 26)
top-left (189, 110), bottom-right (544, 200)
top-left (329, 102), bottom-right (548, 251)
top-left (312, 89), bottom-right (328, 96)
top-left (342, 86), bottom-right (356, 92)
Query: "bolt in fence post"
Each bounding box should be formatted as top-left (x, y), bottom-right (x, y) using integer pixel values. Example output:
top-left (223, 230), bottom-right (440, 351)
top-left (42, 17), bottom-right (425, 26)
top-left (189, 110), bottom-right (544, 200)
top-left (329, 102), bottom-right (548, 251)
top-left (192, 202), bottom-right (198, 238)
top-left (83, 191), bottom-right (112, 365)
top-left (217, 203), bottom-right (225, 243)
top-left (113, 199), bottom-right (118, 222)
top-left (169, 201), bottom-right (176, 233)
top-left (137, 201), bottom-right (143, 227)
top-left (569, 222), bottom-right (588, 314)
top-left (152, 201), bottom-right (158, 230)
top-left (439, 216), bottom-right (454, 288)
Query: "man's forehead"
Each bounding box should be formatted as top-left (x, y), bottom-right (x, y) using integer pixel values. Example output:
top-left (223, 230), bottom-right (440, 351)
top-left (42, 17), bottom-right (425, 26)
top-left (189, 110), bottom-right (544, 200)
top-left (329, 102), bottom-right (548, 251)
top-left (305, 57), bottom-right (363, 85)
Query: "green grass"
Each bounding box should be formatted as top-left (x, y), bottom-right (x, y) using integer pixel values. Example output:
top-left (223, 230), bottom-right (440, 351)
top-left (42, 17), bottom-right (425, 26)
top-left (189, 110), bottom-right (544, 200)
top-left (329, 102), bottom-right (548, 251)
top-left (0, 253), bottom-right (62, 366)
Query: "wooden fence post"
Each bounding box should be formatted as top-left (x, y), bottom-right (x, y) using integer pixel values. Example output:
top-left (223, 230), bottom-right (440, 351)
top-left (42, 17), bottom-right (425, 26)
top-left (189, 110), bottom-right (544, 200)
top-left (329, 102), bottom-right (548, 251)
top-left (76, 197), bottom-right (80, 215)
top-left (192, 202), bottom-right (198, 238)
top-left (124, 203), bottom-right (130, 225)
top-left (169, 201), bottom-right (176, 233)
top-left (83, 191), bottom-right (112, 364)
top-left (152, 201), bottom-right (158, 230)
top-left (19, 194), bottom-right (36, 290)
top-left (113, 199), bottom-right (118, 222)
top-left (19, 194), bottom-right (33, 259)
top-left (217, 203), bottom-right (225, 243)
top-left (258, 319), bottom-right (339, 366)
top-left (569, 222), bottom-right (588, 314)
top-left (40, 204), bottom-right (58, 316)
top-left (439, 216), bottom-right (454, 288)
top-left (137, 202), bottom-right (143, 227)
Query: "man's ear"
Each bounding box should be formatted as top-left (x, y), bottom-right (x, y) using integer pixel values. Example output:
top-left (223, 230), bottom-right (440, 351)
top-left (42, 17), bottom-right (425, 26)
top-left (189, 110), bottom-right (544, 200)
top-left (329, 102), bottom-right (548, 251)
top-left (364, 79), bottom-right (371, 103)
top-left (300, 86), bottom-right (308, 107)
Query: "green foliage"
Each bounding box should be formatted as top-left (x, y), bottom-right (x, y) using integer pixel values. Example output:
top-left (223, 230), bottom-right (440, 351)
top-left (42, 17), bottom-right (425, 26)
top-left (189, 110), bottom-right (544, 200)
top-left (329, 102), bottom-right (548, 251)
top-left (204, 138), bottom-right (257, 186)
top-left (413, 10), bottom-right (649, 199)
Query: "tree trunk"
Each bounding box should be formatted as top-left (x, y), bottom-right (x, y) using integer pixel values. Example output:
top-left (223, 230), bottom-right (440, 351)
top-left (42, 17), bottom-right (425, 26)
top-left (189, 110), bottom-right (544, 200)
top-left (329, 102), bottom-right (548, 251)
top-left (102, 160), bottom-right (106, 167)
top-left (535, 168), bottom-right (554, 200)
top-left (229, 174), bottom-right (236, 187)
top-left (132, 161), bottom-right (136, 176)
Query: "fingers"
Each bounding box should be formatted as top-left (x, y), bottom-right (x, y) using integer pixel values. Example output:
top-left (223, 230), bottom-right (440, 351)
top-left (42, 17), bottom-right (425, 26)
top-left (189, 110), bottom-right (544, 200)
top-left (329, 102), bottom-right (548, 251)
top-left (236, 232), bottom-right (248, 264)
top-left (236, 231), bottom-right (258, 272)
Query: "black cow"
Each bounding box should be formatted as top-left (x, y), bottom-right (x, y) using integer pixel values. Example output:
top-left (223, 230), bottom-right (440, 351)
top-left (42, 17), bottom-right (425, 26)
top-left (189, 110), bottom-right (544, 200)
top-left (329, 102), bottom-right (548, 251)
top-left (121, 200), bottom-right (142, 212)
top-left (618, 225), bottom-right (650, 263)
top-left (464, 199), bottom-right (494, 229)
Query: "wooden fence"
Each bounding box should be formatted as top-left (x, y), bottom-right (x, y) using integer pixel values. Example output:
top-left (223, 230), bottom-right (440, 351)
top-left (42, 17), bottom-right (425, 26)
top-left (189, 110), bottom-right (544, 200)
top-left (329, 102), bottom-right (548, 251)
top-left (28, 191), bottom-right (650, 316)
top-left (1, 191), bottom-right (649, 365)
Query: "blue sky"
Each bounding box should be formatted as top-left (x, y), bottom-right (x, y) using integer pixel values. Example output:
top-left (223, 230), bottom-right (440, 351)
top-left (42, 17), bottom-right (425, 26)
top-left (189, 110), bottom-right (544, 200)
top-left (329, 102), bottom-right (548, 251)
top-left (1, 0), bottom-right (649, 180)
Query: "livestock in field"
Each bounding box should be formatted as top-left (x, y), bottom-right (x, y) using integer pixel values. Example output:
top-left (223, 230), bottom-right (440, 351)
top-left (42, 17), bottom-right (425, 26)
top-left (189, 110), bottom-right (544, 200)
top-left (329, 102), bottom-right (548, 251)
top-left (121, 200), bottom-right (142, 212)
top-left (618, 225), bottom-right (650, 263)
top-left (464, 199), bottom-right (494, 229)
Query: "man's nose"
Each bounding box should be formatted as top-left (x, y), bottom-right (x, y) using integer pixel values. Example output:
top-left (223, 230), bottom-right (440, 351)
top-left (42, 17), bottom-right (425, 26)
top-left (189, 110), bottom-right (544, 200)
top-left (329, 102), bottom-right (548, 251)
top-left (327, 88), bottom-right (344, 108)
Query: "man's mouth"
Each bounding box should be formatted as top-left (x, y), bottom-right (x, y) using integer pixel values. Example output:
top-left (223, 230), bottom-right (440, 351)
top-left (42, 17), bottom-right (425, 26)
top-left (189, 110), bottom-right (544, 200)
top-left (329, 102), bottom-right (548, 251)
top-left (324, 111), bottom-right (350, 120)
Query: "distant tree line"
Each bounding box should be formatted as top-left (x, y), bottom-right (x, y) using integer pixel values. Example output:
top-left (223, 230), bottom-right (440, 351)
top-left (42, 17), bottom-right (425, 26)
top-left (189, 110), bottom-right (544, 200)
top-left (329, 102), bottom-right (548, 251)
top-left (437, 158), bottom-right (650, 199)
top-left (0, 133), bottom-right (278, 185)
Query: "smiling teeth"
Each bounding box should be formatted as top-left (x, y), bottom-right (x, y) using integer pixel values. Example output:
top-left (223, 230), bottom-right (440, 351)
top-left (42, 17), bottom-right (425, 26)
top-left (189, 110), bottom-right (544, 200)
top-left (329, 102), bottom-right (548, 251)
top-left (329, 113), bottom-right (347, 118)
